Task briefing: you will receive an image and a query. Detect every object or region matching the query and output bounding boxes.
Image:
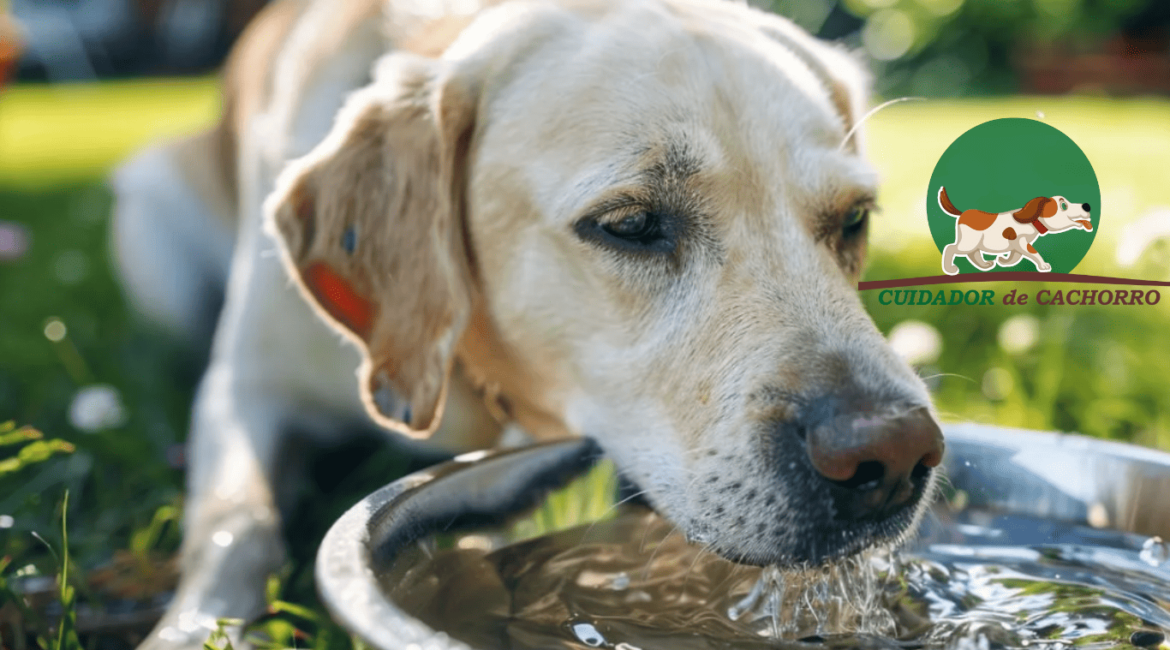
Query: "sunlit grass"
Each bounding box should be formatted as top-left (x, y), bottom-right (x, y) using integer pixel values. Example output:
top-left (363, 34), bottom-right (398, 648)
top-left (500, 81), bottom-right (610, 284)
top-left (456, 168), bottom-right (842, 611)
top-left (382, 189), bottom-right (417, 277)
top-left (0, 78), bottom-right (219, 186)
top-left (510, 460), bottom-right (619, 542)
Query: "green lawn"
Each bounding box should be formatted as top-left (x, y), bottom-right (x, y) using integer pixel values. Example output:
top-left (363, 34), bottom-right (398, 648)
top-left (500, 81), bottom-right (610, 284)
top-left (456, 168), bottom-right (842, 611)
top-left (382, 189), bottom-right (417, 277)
top-left (2, 79), bottom-right (1169, 648)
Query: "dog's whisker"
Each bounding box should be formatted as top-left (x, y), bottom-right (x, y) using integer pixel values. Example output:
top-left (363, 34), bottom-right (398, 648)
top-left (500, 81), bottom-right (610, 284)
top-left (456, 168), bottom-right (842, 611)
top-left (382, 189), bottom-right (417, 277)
top-left (640, 520), bottom-right (683, 582)
top-left (680, 538), bottom-right (714, 594)
top-left (920, 371), bottom-right (978, 384)
top-left (839, 96), bottom-right (925, 151)
top-left (578, 488), bottom-right (650, 544)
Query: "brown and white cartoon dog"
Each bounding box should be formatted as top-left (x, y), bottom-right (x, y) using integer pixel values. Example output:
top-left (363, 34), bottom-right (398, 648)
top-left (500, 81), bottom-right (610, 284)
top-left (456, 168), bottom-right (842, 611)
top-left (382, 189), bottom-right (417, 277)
top-left (937, 187), bottom-right (1093, 275)
top-left (111, 1), bottom-right (947, 647)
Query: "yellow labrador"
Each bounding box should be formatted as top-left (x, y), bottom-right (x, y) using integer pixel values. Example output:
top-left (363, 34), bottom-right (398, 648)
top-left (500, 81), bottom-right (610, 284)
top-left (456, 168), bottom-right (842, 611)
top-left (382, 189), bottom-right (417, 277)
top-left (111, 0), bottom-right (945, 647)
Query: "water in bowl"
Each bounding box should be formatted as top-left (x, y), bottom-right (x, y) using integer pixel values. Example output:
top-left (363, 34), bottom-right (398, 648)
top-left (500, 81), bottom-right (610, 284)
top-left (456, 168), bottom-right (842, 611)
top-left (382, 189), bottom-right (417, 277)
top-left (382, 502), bottom-right (1170, 650)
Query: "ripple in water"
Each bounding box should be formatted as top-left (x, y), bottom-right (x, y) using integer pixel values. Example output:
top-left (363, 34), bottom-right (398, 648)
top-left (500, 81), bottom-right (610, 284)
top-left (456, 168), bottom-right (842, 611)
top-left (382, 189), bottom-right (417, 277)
top-left (382, 505), bottom-right (1170, 649)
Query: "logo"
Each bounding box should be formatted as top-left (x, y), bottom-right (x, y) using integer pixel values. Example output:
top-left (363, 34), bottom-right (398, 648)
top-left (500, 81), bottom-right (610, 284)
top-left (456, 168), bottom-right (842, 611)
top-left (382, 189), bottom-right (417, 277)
top-left (859, 117), bottom-right (1170, 307)
top-left (926, 118), bottom-right (1100, 276)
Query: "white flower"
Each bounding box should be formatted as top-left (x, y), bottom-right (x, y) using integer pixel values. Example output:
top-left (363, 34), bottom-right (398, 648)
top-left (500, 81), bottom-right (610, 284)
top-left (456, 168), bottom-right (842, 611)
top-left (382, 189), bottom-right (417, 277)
top-left (1116, 207), bottom-right (1170, 267)
top-left (997, 315), bottom-right (1039, 355)
top-left (888, 320), bottom-right (942, 366)
top-left (68, 384), bottom-right (127, 433)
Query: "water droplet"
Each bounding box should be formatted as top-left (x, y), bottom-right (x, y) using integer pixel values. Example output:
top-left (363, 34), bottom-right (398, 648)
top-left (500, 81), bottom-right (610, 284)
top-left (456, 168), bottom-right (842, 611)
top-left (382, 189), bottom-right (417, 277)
top-left (611, 572), bottom-right (630, 590)
top-left (571, 622), bottom-right (606, 647)
top-left (1140, 536), bottom-right (1169, 567)
top-left (0, 515), bottom-right (13, 529)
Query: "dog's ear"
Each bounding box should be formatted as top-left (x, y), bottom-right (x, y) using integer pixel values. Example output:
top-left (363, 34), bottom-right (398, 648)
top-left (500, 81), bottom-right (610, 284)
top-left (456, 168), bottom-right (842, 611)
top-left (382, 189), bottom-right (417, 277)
top-left (265, 53), bottom-right (476, 438)
top-left (1012, 197), bottom-right (1057, 223)
top-left (757, 20), bottom-right (871, 153)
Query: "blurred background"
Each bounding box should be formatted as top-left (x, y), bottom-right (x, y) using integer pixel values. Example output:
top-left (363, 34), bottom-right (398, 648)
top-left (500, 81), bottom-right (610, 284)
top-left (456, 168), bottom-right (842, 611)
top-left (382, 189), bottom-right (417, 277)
top-left (2, 0), bottom-right (1170, 648)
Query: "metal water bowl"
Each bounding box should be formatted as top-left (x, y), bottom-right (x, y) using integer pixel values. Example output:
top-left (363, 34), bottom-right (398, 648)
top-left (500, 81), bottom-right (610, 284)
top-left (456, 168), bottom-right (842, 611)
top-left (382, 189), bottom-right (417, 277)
top-left (315, 424), bottom-right (1170, 650)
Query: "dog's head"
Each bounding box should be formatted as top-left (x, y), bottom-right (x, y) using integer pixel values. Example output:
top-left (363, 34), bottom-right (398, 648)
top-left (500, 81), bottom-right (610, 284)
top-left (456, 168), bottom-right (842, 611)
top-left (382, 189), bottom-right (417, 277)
top-left (267, 0), bottom-right (943, 567)
top-left (1014, 195), bottom-right (1093, 232)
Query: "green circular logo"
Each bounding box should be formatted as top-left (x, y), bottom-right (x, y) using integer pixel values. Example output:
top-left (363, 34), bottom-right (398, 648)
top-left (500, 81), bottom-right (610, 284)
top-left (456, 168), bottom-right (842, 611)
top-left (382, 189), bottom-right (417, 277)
top-left (927, 118), bottom-right (1099, 275)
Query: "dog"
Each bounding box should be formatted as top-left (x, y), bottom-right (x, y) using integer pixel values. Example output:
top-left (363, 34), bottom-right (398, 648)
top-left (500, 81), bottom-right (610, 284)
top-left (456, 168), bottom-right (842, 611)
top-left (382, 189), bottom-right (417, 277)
top-left (111, 1), bottom-right (946, 647)
top-left (937, 186), bottom-right (1093, 275)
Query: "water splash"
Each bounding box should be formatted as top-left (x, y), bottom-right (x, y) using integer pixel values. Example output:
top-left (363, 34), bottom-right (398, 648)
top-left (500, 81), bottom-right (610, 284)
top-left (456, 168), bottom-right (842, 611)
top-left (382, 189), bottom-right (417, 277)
top-left (1140, 536), bottom-right (1169, 567)
top-left (728, 549), bottom-right (898, 638)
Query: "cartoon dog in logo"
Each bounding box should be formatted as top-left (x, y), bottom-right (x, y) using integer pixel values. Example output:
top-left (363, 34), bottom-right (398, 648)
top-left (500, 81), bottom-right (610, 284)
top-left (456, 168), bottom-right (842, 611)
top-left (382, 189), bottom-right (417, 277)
top-left (937, 187), bottom-right (1093, 275)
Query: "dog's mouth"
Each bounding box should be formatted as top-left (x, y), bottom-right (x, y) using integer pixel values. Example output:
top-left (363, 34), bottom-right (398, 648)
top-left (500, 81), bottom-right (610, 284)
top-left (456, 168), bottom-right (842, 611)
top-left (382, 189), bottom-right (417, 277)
top-left (785, 471), bottom-right (935, 568)
top-left (1076, 219), bottom-right (1093, 231)
top-left (674, 462), bottom-right (940, 570)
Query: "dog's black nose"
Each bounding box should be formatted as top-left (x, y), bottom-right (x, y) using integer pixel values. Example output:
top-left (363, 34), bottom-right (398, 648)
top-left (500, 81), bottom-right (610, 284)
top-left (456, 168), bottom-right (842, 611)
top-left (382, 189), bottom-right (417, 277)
top-left (1083, 203), bottom-right (1091, 211)
top-left (804, 406), bottom-right (944, 520)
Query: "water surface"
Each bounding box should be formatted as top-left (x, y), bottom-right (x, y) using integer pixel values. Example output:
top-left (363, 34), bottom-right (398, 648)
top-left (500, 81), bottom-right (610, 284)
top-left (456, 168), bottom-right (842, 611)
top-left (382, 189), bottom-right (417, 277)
top-left (382, 504), bottom-right (1170, 649)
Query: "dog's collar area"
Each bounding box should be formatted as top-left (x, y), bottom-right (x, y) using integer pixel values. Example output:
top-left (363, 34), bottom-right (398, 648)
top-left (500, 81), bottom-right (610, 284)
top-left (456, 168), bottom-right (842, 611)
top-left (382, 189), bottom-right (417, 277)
top-left (1034, 219), bottom-right (1049, 235)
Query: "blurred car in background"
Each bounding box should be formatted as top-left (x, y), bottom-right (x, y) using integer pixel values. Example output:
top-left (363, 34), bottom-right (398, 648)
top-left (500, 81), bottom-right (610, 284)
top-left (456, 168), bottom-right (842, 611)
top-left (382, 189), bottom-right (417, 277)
top-left (8, 0), bottom-right (268, 81)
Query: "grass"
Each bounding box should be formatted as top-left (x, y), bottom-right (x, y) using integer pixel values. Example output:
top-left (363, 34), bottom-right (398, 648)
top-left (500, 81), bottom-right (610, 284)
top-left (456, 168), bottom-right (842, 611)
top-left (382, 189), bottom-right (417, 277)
top-left (1, 78), bottom-right (1169, 648)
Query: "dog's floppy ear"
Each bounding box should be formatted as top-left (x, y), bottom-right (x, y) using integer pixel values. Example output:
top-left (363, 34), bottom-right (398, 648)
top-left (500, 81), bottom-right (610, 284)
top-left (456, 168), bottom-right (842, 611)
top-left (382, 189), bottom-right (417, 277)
top-left (1012, 197), bottom-right (1057, 223)
top-left (266, 53), bottom-right (476, 438)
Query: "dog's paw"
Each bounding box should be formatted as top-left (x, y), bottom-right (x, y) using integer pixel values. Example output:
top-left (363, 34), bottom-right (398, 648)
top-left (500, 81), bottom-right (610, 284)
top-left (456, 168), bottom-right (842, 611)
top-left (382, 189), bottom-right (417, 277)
top-left (138, 616), bottom-right (244, 650)
top-left (1037, 263), bottom-right (1052, 272)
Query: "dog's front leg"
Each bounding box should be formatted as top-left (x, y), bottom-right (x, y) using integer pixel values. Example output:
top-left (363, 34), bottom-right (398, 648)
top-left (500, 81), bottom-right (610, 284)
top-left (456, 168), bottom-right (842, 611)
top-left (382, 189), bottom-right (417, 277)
top-left (1021, 244), bottom-right (1052, 272)
top-left (139, 195), bottom-right (368, 648)
top-left (140, 367), bottom-right (289, 650)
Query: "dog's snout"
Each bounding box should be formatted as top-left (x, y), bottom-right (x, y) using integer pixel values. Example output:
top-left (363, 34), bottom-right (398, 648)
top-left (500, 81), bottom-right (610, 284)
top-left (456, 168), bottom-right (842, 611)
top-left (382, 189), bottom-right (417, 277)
top-left (1083, 203), bottom-right (1091, 212)
top-left (804, 406), bottom-right (944, 519)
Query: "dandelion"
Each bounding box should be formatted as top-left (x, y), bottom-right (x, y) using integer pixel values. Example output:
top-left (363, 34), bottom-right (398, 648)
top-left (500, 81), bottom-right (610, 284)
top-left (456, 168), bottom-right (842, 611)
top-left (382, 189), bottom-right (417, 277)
top-left (888, 320), bottom-right (942, 366)
top-left (68, 384), bottom-right (127, 432)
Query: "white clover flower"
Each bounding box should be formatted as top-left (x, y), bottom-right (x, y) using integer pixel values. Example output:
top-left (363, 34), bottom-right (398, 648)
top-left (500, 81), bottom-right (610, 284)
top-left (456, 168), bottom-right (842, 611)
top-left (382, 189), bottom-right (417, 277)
top-left (69, 384), bottom-right (128, 433)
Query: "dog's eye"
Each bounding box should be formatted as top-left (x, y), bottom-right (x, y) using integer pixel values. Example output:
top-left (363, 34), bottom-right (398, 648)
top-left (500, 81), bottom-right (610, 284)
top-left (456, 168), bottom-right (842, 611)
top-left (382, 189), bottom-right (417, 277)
top-left (342, 226), bottom-right (357, 254)
top-left (842, 206), bottom-right (868, 237)
top-left (594, 211), bottom-right (671, 251)
top-left (604, 212), bottom-right (652, 239)
top-left (1059, 200), bottom-right (1067, 211)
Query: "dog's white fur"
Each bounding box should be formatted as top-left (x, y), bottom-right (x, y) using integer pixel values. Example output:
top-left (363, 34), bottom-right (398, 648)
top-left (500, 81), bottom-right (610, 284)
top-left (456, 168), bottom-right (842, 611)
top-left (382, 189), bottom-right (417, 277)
top-left (111, 1), bottom-right (941, 647)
